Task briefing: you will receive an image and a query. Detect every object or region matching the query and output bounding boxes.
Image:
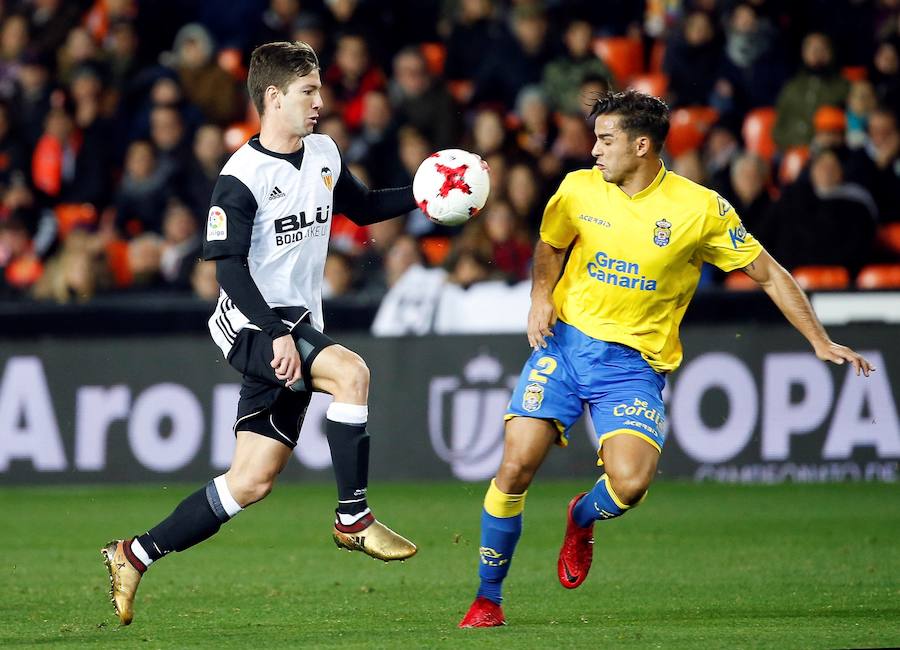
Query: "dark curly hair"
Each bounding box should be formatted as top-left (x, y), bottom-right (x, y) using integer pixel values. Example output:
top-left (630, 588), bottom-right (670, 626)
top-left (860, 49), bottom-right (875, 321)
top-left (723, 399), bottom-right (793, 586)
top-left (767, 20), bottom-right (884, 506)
top-left (590, 90), bottom-right (670, 154)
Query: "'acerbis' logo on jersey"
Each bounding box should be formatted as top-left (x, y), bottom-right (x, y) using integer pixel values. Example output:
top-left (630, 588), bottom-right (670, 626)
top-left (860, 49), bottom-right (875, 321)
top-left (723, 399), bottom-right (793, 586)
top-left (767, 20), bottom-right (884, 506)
top-left (586, 251), bottom-right (658, 291)
top-left (273, 205), bottom-right (331, 246)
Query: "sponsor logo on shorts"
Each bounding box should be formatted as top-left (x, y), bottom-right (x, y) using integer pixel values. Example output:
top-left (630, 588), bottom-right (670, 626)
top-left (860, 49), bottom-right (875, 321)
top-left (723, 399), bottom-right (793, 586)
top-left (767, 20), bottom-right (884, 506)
top-left (522, 382), bottom-right (544, 412)
top-left (613, 398), bottom-right (664, 428)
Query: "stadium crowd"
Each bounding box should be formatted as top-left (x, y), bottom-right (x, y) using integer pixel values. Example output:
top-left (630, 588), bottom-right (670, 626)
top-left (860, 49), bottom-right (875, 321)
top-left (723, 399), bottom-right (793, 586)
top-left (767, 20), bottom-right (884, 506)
top-left (0, 0), bottom-right (899, 309)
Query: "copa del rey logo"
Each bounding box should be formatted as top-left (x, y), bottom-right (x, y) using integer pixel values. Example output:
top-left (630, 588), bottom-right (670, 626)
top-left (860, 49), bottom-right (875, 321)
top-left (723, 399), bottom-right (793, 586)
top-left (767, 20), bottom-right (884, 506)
top-left (428, 353), bottom-right (517, 481)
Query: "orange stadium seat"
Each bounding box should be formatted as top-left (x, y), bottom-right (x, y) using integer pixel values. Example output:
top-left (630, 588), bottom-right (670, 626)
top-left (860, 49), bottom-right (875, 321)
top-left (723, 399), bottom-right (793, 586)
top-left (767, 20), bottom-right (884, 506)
top-left (593, 37), bottom-right (644, 87)
top-left (856, 264), bottom-right (900, 289)
top-left (841, 65), bottom-right (867, 82)
top-left (724, 270), bottom-right (760, 291)
top-left (448, 79), bottom-right (473, 104)
top-left (876, 222), bottom-right (900, 254)
top-left (743, 107), bottom-right (778, 162)
top-left (420, 42), bottom-right (446, 76)
top-left (420, 236), bottom-right (451, 266)
top-left (778, 145), bottom-right (810, 185)
top-left (217, 47), bottom-right (247, 81)
top-left (5, 254), bottom-right (43, 289)
top-left (55, 203), bottom-right (98, 239)
top-left (792, 265), bottom-right (850, 290)
top-left (629, 73), bottom-right (668, 98)
top-left (666, 106), bottom-right (719, 158)
top-left (649, 39), bottom-right (666, 73)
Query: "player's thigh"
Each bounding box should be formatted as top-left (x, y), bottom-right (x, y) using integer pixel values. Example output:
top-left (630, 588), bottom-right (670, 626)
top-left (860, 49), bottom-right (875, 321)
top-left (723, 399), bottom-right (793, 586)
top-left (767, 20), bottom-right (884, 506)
top-left (308, 343), bottom-right (368, 396)
top-left (225, 430), bottom-right (295, 499)
top-left (599, 433), bottom-right (659, 487)
top-left (496, 416), bottom-right (559, 493)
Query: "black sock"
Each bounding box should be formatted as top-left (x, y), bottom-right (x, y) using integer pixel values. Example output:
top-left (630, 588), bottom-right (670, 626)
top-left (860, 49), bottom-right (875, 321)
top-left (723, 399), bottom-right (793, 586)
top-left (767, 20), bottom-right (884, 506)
top-left (325, 419), bottom-right (370, 518)
top-left (136, 480), bottom-right (237, 561)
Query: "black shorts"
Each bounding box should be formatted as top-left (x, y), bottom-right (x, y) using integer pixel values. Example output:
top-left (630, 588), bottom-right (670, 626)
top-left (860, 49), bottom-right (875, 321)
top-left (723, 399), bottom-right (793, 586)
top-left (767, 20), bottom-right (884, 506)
top-left (226, 310), bottom-right (336, 448)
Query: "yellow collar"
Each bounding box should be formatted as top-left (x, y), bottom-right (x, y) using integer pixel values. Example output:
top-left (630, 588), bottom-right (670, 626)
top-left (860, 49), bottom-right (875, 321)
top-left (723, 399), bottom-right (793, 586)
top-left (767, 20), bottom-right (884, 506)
top-left (619, 161), bottom-right (667, 201)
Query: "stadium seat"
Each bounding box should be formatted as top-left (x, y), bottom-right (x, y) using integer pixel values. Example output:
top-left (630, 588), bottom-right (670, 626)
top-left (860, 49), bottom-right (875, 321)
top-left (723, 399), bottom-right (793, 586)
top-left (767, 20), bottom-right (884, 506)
top-left (224, 122), bottom-right (256, 153)
top-left (629, 73), bottom-right (668, 98)
top-left (876, 222), bottom-right (900, 254)
top-left (841, 65), bottom-right (867, 82)
top-left (666, 106), bottom-right (719, 158)
top-left (217, 47), bottom-right (247, 81)
top-left (593, 37), bottom-right (644, 87)
top-left (5, 254), bottom-right (43, 289)
top-left (105, 239), bottom-right (133, 287)
top-left (724, 270), bottom-right (760, 291)
top-left (792, 265), bottom-right (850, 290)
top-left (856, 264), bottom-right (900, 289)
top-left (778, 145), bottom-right (810, 185)
top-left (55, 203), bottom-right (98, 239)
top-left (448, 80), bottom-right (473, 104)
top-left (420, 236), bottom-right (451, 265)
top-left (420, 42), bottom-right (446, 76)
top-left (742, 107), bottom-right (778, 162)
top-left (649, 39), bottom-right (666, 73)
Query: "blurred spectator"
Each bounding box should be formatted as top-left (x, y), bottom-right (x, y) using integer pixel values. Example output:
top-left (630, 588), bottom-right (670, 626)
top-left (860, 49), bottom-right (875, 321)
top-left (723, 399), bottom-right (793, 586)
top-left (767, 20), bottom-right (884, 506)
top-left (323, 248), bottom-right (355, 298)
top-left (168, 23), bottom-right (241, 126)
top-left (26, 0), bottom-right (87, 62)
top-left (390, 46), bottom-right (460, 151)
top-left (324, 32), bottom-right (385, 130)
top-left (445, 245), bottom-right (495, 288)
top-left (672, 150), bottom-right (706, 184)
top-left (32, 230), bottom-right (105, 304)
top-left (346, 90), bottom-right (404, 187)
top-left (103, 20), bottom-right (142, 104)
top-left (513, 85), bottom-right (556, 166)
top-left (127, 232), bottom-right (165, 289)
top-left (846, 79), bottom-right (878, 148)
top-left (577, 73), bottom-right (611, 117)
top-left (180, 123), bottom-right (226, 219)
top-left (255, 0), bottom-right (304, 45)
top-left (0, 101), bottom-right (26, 189)
top-left (115, 139), bottom-right (170, 236)
top-left (771, 148), bottom-right (876, 273)
top-left (56, 25), bottom-right (100, 86)
top-left (12, 51), bottom-right (53, 148)
top-left (470, 3), bottom-right (555, 109)
top-left (773, 32), bottom-right (850, 148)
top-left (728, 152), bottom-right (776, 247)
top-left (870, 37), bottom-right (900, 114)
top-left (159, 200), bottom-right (201, 290)
top-left (550, 111), bottom-right (595, 176)
top-left (149, 104), bottom-right (192, 188)
top-left (383, 233), bottom-right (422, 289)
top-left (191, 258), bottom-right (219, 300)
top-left (472, 199), bottom-right (532, 281)
top-left (846, 106), bottom-right (900, 222)
top-left (703, 124), bottom-right (741, 195)
top-left (541, 19), bottom-right (611, 114)
top-left (506, 162), bottom-right (543, 231)
top-left (444, 0), bottom-right (504, 82)
top-left (470, 108), bottom-right (510, 157)
top-left (664, 11), bottom-right (721, 108)
top-left (290, 13), bottom-right (330, 68)
top-left (712, 3), bottom-right (787, 122)
top-left (0, 14), bottom-right (30, 99)
top-left (0, 216), bottom-right (40, 297)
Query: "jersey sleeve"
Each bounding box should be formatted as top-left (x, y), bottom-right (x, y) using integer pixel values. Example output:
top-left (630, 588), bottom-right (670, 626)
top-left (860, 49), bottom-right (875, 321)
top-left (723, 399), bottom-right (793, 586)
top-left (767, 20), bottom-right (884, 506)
top-left (539, 177), bottom-right (577, 249)
top-left (202, 175), bottom-right (258, 260)
top-left (698, 192), bottom-right (762, 271)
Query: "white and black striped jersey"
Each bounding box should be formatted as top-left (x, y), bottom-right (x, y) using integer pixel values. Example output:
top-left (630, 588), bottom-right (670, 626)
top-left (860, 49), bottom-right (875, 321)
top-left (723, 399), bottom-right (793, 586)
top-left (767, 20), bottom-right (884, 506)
top-left (203, 134), bottom-right (341, 357)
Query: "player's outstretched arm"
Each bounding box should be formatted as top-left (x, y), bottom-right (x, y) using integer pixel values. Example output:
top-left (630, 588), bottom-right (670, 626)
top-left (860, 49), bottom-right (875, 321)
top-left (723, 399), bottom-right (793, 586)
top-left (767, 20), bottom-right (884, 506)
top-left (528, 241), bottom-right (566, 351)
top-left (741, 248), bottom-right (875, 376)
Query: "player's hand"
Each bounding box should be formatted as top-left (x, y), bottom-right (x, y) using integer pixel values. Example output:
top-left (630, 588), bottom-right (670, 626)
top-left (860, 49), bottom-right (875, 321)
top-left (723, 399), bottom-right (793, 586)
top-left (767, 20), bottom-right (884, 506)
top-left (271, 334), bottom-right (302, 388)
top-left (814, 340), bottom-right (875, 377)
top-left (527, 295), bottom-right (557, 351)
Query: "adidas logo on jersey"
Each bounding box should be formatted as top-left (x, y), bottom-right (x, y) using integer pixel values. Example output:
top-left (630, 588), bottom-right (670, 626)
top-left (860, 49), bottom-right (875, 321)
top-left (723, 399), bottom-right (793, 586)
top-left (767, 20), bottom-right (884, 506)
top-left (268, 186), bottom-right (286, 201)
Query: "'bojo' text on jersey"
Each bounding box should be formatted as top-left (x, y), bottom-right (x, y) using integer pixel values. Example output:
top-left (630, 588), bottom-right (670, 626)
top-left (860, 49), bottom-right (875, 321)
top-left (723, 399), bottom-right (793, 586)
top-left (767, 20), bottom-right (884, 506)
top-left (203, 134), bottom-right (341, 357)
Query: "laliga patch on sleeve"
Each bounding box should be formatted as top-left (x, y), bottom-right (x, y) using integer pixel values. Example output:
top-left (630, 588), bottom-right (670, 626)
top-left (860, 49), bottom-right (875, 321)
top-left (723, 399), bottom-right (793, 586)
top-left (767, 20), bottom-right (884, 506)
top-left (206, 206), bottom-right (227, 241)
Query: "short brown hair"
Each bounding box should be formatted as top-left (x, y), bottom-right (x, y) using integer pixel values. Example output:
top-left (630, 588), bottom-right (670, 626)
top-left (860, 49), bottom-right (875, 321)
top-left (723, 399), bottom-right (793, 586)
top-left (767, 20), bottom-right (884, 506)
top-left (248, 41), bottom-right (319, 117)
top-left (591, 89), bottom-right (670, 154)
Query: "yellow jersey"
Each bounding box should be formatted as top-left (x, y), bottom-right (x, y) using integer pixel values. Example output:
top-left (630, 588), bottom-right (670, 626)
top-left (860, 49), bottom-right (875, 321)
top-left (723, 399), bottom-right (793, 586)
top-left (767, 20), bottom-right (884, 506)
top-left (540, 163), bottom-right (762, 372)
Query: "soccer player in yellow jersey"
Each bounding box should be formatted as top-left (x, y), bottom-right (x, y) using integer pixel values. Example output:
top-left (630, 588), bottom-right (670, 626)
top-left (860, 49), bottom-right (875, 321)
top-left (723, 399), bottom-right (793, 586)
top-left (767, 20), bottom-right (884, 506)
top-left (459, 90), bottom-right (874, 628)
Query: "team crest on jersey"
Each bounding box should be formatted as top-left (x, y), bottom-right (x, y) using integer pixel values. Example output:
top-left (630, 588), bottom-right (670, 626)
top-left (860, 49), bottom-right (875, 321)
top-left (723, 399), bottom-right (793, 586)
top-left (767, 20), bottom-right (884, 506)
top-left (522, 383), bottom-right (544, 412)
top-left (206, 206), bottom-right (227, 241)
top-left (321, 166), bottom-right (333, 191)
top-left (653, 219), bottom-right (671, 247)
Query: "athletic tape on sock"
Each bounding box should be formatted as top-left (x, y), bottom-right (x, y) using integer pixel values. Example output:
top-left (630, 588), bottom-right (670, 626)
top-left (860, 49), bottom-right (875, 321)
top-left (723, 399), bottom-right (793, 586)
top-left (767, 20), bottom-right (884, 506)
top-left (483, 478), bottom-right (527, 518)
top-left (326, 402), bottom-right (368, 424)
top-left (212, 475), bottom-right (243, 518)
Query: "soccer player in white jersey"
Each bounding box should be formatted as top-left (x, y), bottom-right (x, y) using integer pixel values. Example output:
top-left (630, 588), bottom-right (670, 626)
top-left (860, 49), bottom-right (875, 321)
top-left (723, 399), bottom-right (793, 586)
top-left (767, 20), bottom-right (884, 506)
top-left (102, 41), bottom-right (419, 626)
top-left (459, 90), bottom-right (874, 627)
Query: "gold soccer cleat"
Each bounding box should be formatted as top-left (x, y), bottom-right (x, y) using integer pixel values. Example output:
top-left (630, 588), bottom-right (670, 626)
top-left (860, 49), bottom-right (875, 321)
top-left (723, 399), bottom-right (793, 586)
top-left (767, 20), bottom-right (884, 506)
top-left (332, 515), bottom-right (417, 562)
top-left (101, 540), bottom-right (143, 625)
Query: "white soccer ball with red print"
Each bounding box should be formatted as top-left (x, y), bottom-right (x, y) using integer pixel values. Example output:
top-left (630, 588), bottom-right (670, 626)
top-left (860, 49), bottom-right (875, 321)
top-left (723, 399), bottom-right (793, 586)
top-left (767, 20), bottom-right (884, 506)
top-left (413, 149), bottom-right (490, 226)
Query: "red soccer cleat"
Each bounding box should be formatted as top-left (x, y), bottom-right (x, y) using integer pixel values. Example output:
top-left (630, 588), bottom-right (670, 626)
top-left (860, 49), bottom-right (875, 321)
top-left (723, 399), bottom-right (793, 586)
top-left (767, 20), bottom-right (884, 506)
top-left (557, 492), bottom-right (594, 589)
top-left (458, 597), bottom-right (506, 628)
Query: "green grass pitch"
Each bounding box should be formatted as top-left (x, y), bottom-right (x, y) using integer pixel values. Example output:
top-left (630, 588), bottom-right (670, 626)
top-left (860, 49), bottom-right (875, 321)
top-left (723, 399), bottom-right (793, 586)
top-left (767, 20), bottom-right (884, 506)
top-left (1, 480), bottom-right (898, 649)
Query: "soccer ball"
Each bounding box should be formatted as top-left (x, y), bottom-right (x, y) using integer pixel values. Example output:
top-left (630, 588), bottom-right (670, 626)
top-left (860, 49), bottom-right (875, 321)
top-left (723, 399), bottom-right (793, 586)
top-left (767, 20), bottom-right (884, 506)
top-left (413, 149), bottom-right (490, 226)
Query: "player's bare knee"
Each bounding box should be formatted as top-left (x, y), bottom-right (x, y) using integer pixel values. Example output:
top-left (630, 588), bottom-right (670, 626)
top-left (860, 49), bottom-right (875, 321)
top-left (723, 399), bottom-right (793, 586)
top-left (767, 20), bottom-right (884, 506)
top-left (607, 472), bottom-right (651, 506)
top-left (225, 473), bottom-right (275, 506)
top-left (332, 350), bottom-right (370, 401)
top-left (496, 459), bottom-right (536, 493)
